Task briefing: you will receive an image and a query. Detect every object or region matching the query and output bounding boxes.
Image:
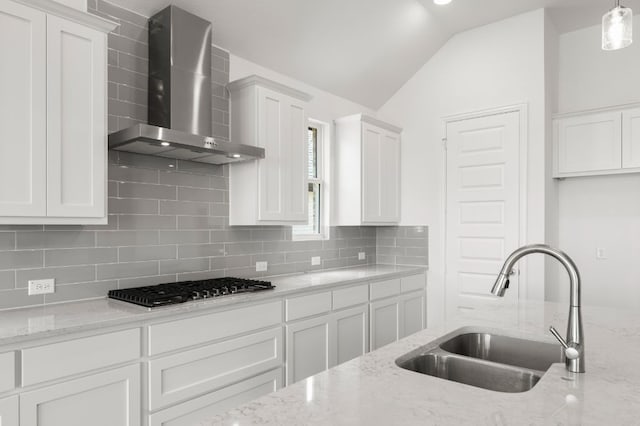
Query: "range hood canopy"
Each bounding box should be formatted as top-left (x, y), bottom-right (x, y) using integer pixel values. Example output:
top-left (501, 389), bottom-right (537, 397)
top-left (108, 5), bottom-right (264, 165)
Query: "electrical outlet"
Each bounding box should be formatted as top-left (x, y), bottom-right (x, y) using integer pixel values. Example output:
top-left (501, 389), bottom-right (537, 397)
top-left (311, 256), bottom-right (321, 266)
top-left (358, 252), bottom-right (366, 261)
top-left (28, 279), bottom-right (55, 295)
top-left (596, 248), bottom-right (607, 260)
top-left (256, 261), bottom-right (268, 272)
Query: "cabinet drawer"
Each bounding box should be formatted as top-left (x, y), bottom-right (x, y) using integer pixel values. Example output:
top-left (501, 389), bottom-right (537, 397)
top-left (369, 278), bottom-right (400, 301)
top-left (401, 274), bottom-right (426, 293)
top-left (148, 300), bottom-right (282, 356)
top-left (0, 352), bottom-right (15, 393)
top-left (332, 284), bottom-right (368, 310)
top-left (148, 368), bottom-right (282, 426)
top-left (148, 327), bottom-right (283, 411)
top-left (22, 328), bottom-right (140, 386)
top-left (285, 292), bottom-right (331, 321)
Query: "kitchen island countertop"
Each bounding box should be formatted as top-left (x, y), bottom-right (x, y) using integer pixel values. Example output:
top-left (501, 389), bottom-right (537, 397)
top-left (199, 299), bottom-right (640, 425)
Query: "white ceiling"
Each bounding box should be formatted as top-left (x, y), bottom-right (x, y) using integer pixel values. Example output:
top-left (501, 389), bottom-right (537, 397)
top-left (109, 0), bottom-right (639, 109)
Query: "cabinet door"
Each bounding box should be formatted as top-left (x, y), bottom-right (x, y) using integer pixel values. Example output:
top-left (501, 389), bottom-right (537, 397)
top-left (257, 87), bottom-right (308, 222)
top-left (0, 1), bottom-right (47, 217)
top-left (361, 123), bottom-right (382, 223)
top-left (21, 364), bottom-right (141, 426)
top-left (334, 305), bottom-right (369, 365)
top-left (556, 112), bottom-right (622, 175)
top-left (286, 315), bottom-right (334, 385)
top-left (148, 369), bottom-right (282, 426)
top-left (369, 298), bottom-right (400, 351)
top-left (46, 15), bottom-right (106, 218)
top-left (379, 131), bottom-right (400, 222)
top-left (399, 291), bottom-right (426, 339)
top-left (622, 108), bottom-right (640, 169)
top-left (0, 395), bottom-right (18, 426)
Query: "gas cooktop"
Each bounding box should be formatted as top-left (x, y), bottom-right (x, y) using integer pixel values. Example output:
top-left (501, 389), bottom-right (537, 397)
top-left (108, 277), bottom-right (275, 308)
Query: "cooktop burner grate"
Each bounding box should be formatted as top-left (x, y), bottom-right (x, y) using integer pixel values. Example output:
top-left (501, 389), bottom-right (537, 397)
top-left (108, 277), bottom-right (275, 308)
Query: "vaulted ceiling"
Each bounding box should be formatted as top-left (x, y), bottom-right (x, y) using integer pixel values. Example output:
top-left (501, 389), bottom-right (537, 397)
top-left (109, 0), bottom-right (639, 109)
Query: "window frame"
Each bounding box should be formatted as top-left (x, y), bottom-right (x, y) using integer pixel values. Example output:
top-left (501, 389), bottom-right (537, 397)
top-left (292, 119), bottom-right (330, 241)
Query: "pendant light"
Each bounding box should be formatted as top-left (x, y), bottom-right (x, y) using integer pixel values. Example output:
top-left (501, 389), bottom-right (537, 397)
top-left (602, 0), bottom-right (633, 51)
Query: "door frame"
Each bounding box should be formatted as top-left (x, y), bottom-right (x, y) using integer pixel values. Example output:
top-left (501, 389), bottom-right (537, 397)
top-left (441, 103), bottom-right (529, 312)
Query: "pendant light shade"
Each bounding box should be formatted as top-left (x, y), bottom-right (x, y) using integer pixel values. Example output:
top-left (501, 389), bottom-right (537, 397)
top-left (602, 1), bottom-right (633, 51)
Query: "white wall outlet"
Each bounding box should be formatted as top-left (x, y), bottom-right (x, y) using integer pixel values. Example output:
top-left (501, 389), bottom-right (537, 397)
top-left (596, 248), bottom-right (607, 260)
top-left (311, 256), bottom-right (321, 266)
top-left (256, 261), bottom-right (268, 272)
top-left (28, 278), bottom-right (55, 295)
top-left (358, 252), bottom-right (366, 261)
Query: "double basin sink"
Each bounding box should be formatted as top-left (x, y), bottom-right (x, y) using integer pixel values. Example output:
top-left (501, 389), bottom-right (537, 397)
top-left (396, 327), bottom-right (563, 393)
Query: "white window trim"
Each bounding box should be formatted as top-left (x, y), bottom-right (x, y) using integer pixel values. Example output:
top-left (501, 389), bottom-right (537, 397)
top-left (293, 119), bottom-right (330, 241)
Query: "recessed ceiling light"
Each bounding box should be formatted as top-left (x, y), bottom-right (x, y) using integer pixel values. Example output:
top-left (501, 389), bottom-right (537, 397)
top-left (161, 142), bottom-right (171, 147)
top-left (434, 0), bottom-right (452, 4)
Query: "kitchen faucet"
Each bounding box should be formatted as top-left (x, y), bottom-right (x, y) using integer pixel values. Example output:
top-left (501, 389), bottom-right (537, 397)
top-left (490, 244), bottom-right (585, 373)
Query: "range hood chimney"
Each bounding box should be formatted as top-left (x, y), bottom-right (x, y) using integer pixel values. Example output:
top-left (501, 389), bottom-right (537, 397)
top-left (108, 6), bottom-right (264, 164)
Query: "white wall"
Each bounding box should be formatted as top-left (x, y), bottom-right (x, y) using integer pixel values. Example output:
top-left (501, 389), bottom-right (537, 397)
top-left (551, 17), bottom-right (640, 308)
top-left (377, 9), bottom-right (550, 325)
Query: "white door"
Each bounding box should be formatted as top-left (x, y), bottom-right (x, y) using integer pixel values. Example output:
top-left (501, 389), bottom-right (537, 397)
top-left (622, 108), bottom-right (640, 169)
top-left (399, 291), bottom-right (425, 338)
top-left (445, 111), bottom-right (521, 312)
top-left (0, 395), bottom-right (18, 426)
top-left (46, 15), bottom-right (106, 218)
top-left (285, 315), bottom-right (333, 385)
top-left (369, 298), bottom-right (400, 350)
top-left (361, 123), bottom-right (382, 223)
top-left (0, 1), bottom-right (47, 217)
top-left (334, 305), bottom-right (368, 365)
top-left (257, 87), bottom-right (307, 222)
top-left (379, 131), bottom-right (401, 223)
top-left (20, 364), bottom-right (141, 426)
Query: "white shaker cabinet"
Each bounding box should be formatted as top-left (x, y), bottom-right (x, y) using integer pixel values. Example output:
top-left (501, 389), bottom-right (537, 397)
top-left (0, 0), bottom-right (115, 224)
top-left (285, 315), bottom-right (333, 385)
top-left (622, 108), bottom-right (640, 169)
top-left (20, 364), bottom-right (141, 426)
top-left (334, 305), bottom-right (369, 365)
top-left (369, 297), bottom-right (401, 351)
top-left (0, 395), bottom-right (18, 426)
top-left (228, 75), bottom-right (312, 225)
top-left (335, 114), bottom-right (401, 225)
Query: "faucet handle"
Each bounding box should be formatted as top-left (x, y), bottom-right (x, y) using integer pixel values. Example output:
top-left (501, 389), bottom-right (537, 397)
top-left (549, 326), bottom-right (580, 360)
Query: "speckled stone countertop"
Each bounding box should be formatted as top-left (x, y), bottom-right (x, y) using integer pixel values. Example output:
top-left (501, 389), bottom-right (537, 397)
top-left (0, 265), bottom-right (425, 346)
top-left (199, 299), bottom-right (640, 425)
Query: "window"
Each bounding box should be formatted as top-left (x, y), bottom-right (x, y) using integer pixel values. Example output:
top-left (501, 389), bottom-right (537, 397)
top-left (293, 121), bottom-right (327, 239)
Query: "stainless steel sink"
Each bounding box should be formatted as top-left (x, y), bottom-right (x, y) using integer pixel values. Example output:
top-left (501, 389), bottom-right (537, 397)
top-left (398, 352), bottom-right (541, 393)
top-left (396, 327), bottom-right (562, 393)
top-left (440, 332), bottom-right (563, 372)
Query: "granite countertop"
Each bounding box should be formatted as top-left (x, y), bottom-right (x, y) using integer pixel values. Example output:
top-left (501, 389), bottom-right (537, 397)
top-left (0, 264), bottom-right (426, 346)
top-left (200, 299), bottom-right (640, 425)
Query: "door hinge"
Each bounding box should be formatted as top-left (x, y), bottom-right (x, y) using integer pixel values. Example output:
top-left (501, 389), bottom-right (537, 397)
top-left (442, 138), bottom-right (448, 150)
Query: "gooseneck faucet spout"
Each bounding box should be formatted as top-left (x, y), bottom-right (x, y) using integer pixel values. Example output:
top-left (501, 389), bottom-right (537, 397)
top-left (491, 244), bottom-right (585, 373)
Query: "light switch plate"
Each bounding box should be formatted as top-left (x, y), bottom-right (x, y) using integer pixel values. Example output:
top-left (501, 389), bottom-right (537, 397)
top-left (311, 256), bottom-right (321, 266)
top-left (358, 252), bottom-right (366, 260)
top-left (256, 261), bottom-right (268, 272)
top-left (28, 279), bottom-right (55, 295)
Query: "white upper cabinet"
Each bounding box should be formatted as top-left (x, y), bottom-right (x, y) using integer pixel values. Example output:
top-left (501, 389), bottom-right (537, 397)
top-left (0, 0), bottom-right (115, 224)
top-left (228, 75), bottom-right (312, 225)
top-left (553, 105), bottom-right (640, 178)
top-left (0, 1), bottom-right (47, 218)
top-left (622, 108), bottom-right (640, 169)
top-left (335, 114), bottom-right (401, 225)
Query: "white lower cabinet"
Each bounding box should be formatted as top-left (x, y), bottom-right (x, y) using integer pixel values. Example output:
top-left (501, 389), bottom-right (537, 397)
top-left (20, 364), bottom-right (141, 426)
top-left (148, 369), bottom-right (282, 426)
top-left (286, 315), bottom-right (334, 385)
top-left (370, 298), bottom-right (401, 351)
top-left (335, 305), bottom-right (369, 365)
top-left (0, 395), bottom-right (18, 426)
top-left (399, 291), bottom-right (426, 339)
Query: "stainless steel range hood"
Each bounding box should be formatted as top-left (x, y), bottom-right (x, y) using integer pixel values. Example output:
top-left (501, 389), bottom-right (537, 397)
top-left (108, 6), bottom-right (264, 165)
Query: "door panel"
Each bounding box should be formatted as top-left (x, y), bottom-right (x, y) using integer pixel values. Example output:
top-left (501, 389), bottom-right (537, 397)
top-left (286, 316), bottom-right (333, 385)
top-left (623, 108), bottom-right (640, 169)
top-left (47, 15), bottom-right (106, 218)
top-left (361, 123), bottom-right (382, 222)
top-left (400, 292), bottom-right (425, 338)
top-left (446, 111), bottom-right (520, 312)
top-left (0, 2), bottom-right (47, 216)
top-left (369, 298), bottom-right (400, 350)
top-left (334, 305), bottom-right (368, 365)
top-left (0, 395), bottom-right (18, 426)
top-left (379, 131), bottom-right (401, 222)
